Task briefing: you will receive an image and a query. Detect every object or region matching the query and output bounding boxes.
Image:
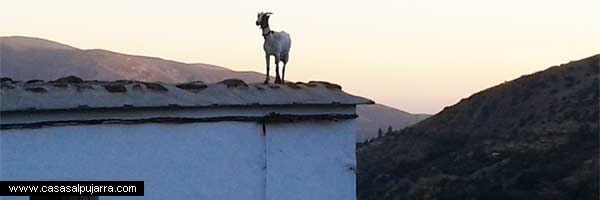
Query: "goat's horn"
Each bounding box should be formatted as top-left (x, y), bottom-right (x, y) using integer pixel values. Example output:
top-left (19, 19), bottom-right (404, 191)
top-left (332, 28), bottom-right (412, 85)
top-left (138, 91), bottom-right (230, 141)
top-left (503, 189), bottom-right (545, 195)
top-left (266, 12), bottom-right (273, 15)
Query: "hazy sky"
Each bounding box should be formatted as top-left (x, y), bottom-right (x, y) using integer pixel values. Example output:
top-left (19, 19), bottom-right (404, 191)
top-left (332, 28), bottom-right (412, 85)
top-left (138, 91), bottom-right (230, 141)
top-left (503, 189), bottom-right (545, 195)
top-left (2, 0), bottom-right (599, 114)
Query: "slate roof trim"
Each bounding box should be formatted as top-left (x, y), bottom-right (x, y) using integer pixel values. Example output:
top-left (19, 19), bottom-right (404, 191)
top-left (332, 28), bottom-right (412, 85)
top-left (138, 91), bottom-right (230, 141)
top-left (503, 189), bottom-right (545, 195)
top-left (1, 77), bottom-right (374, 112)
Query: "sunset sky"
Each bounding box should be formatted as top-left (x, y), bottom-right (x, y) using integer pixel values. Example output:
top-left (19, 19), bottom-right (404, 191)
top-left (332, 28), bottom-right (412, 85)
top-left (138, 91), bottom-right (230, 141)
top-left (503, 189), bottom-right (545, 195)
top-left (2, 0), bottom-right (599, 113)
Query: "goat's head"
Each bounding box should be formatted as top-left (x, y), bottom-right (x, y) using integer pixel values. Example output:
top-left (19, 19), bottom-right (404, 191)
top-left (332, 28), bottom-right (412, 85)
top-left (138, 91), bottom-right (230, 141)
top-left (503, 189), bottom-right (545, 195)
top-left (256, 12), bottom-right (272, 28)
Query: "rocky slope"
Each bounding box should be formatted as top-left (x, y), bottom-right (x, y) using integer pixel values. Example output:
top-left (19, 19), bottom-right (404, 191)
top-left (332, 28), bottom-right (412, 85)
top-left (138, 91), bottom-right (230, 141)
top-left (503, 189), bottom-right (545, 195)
top-left (357, 55), bottom-right (599, 199)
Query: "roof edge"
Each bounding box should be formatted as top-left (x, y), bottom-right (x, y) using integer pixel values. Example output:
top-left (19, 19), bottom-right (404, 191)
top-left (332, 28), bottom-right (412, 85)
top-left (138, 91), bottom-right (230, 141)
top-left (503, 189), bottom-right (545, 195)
top-left (0, 103), bottom-right (370, 114)
top-left (0, 113), bottom-right (359, 130)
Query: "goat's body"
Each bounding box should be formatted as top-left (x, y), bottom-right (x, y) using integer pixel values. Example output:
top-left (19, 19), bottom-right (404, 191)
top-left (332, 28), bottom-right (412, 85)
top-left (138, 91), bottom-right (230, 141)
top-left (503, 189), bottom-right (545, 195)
top-left (263, 31), bottom-right (292, 59)
top-left (264, 31), bottom-right (291, 63)
top-left (262, 30), bottom-right (291, 84)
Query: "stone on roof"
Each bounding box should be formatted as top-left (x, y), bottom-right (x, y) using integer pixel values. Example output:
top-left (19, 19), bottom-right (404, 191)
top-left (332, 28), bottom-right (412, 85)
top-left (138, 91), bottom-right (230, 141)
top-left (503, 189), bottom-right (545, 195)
top-left (0, 76), bottom-right (374, 112)
top-left (50, 75), bottom-right (84, 84)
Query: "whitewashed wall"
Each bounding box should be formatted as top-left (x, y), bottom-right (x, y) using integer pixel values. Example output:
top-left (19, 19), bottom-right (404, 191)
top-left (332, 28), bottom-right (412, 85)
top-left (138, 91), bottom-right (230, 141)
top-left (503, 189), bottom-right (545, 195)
top-left (1, 122), bottom-right (265, 200)
top-left (0, 108), bottom-right (357, 200)
top-left (266, 120), bottom-right (356, 200)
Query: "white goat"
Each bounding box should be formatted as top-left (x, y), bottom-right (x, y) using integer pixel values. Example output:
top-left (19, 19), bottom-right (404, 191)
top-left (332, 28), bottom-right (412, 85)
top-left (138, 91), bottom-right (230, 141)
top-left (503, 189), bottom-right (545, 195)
top-left (256, 12), bottom-right (291, 84)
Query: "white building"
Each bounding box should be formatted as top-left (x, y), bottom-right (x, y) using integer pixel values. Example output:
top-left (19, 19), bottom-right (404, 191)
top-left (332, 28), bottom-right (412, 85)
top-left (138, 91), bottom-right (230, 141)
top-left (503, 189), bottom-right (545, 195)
top-left (0, 77), bottom-right (372, 200)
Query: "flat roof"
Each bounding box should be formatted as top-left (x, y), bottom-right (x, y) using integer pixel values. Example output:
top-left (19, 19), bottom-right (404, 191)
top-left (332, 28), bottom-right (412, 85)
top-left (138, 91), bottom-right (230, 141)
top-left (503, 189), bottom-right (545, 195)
top-left (0, 76), bottom-right (373, 113)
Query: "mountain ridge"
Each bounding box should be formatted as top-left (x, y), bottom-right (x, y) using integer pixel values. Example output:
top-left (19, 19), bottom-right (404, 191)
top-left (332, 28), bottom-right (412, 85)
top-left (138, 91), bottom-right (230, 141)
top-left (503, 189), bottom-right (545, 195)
top-left (1, 36), bottom-right (79, 50)
top-left (0, 36), bottom-right (268, 83)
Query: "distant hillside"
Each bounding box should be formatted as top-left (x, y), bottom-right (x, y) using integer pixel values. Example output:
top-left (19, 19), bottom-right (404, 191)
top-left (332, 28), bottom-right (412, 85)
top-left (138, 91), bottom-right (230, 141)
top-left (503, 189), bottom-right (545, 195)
top-left (0, 36), bottom-right (428, 141)
top-left (357, 104), bottom-right (430, 142)
top-left (358, 55), bottom-right (599, 199)
top-left (0, 36), bottom-right (266, 83)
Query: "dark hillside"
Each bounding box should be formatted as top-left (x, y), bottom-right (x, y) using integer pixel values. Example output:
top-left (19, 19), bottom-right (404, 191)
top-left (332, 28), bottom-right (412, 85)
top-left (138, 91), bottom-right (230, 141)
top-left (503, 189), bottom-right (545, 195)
top-left (358, 55), bottom-right (599, 200)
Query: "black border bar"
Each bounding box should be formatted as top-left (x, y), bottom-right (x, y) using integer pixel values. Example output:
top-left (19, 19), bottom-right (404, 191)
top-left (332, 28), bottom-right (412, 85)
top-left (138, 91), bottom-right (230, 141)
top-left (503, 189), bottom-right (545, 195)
top-left (0, 181), bottom-right (144, 196)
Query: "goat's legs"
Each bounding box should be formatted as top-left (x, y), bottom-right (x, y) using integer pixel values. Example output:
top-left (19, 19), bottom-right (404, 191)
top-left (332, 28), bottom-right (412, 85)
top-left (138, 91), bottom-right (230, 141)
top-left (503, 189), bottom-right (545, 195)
top-left (274, 56), bottom-right (282, 84)
top-left (280, 52), bottom-right (289, 83)
top-left (264, 55), bottom-right (270, 84)
top-left (282, 62), bottom-right (287, 83)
